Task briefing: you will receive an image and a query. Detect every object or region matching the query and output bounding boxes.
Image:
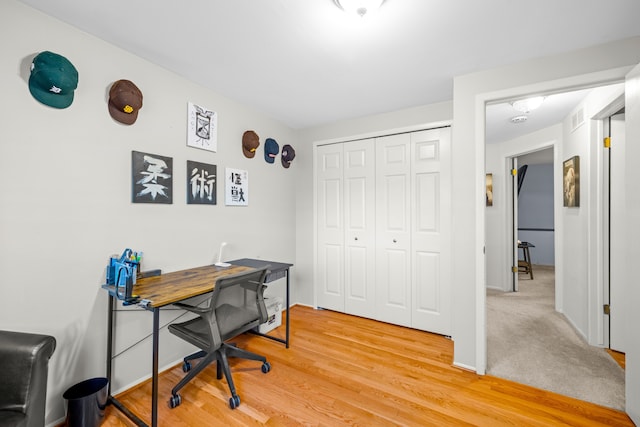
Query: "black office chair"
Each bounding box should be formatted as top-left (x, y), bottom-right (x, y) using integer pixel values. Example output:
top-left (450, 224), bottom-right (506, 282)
top-left (167, 267), bottom-right (271, 409)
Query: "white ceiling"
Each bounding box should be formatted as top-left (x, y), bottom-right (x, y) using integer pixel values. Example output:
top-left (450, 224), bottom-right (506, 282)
top-left (485, 88), bottom-right (593, 146)
top-left (17, 0), bottom-right (640, 130)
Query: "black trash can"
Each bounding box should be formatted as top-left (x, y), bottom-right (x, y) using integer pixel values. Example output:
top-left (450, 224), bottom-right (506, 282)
top-left (63, 377), bottom-right (109, 427)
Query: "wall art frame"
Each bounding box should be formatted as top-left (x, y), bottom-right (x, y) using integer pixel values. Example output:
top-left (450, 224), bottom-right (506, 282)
top-left (132, 151), bottom-right (173, 204)
top-left (187, 160), bottom-right (217, 205)
top-left (563, 155), bottom-right (580, 207)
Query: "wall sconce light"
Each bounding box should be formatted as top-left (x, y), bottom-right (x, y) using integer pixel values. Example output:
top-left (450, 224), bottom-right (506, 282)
top-left (333, 0), bottom-right (386, 17)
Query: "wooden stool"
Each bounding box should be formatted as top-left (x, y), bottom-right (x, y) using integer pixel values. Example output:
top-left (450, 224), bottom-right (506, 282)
top-left (518, 241), bottom-right (535, 280)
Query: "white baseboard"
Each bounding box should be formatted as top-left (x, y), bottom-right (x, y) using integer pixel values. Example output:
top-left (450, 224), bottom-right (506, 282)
top-left (453, 361), bottom-right (478, 373)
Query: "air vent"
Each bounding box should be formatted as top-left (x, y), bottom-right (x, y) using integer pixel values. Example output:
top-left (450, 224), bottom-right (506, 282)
top-left (571, 107), bottom-right (585, 132)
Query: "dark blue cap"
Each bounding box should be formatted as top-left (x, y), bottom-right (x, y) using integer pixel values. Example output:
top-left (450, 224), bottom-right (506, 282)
top-left (264, 138), bottom-right (279, 163)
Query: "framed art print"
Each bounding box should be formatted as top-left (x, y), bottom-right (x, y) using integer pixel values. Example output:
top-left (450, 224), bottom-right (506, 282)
top-left (187, 102), bottom-right (217, 152)
top-left (563, 155), bottom-right (580, 207)
top-left (486, 173), bottom-right (493, 207)
top-left (132, 151), bottom-right (173, 204)
top-left (187, 160), bottom-right (217, 205)
top-left (225, 167), bottom-right (248, 206)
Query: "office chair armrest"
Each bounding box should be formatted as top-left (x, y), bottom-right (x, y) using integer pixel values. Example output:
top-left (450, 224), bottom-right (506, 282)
top-left (172, 302), bottom-right (208, 314)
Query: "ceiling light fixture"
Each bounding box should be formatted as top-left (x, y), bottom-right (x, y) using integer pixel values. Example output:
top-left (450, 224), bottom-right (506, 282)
top-left (510, 96), bottom-right (545, 113)
top-left (333, 0), bottom-right (385, 17)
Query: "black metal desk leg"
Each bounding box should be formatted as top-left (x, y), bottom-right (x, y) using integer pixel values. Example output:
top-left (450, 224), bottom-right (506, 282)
top-left (152, 308), bottom-right (159, 427)
top-left (107, 295), bottom-right (114, 396)
top-left (286, 269), bottom-right (290, 348)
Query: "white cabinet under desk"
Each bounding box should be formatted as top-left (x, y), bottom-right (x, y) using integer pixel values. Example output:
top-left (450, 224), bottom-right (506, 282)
top-left (315, 127), bottom-right (452, 336)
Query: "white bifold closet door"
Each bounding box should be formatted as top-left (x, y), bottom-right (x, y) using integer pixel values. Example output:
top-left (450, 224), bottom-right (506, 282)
top-left (316, 127), bottom-right (451, 336)
top-left (316, 143), bottom-right (345, 312)
top-left (315, 140), bottom-right (376, 317)
top-left (409, 128), bottom-right (451, 335)
top-left (343, 139), bottom-right (376, 318)
top-left (375, 134), bottom-right (412, 327)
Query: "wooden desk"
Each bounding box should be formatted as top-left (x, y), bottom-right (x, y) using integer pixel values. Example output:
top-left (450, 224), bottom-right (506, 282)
top-left (228, 258), bottom-right (293, 349)
top-left (103, 264), bottom-right (254, 427)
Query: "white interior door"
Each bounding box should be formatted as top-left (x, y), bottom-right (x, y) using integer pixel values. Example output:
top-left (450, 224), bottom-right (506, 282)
top-left (410, 128), bottom-right (452, 335)
top-left (512, 158), bottom-right (519, 292)
top-left (344, 139), bottom-right (376, 318)
top-left (316, 144), bottom-right (344, 311)
top-left (624, 62), bottom-right (640, 424)
top-left (609, 113), bottom-right (626, 352)
top-left (375, 134), bottom-right (411, 327)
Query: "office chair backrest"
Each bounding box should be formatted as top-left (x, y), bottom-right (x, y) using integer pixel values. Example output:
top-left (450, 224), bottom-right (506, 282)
top-left (212, 267), bottom-right (269, 342)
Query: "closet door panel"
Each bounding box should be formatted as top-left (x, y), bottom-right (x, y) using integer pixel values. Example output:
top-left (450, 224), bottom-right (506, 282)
top-left (376, 134), bottom-right (411, 327)
top-left (415, 251), bottom-right (440, 312)
top-left (344, 139), bottom-right (376, 317)
top-left (411, 128), bottom-right (451, 335)
top-left (316, 144), bottom-right (345, 311)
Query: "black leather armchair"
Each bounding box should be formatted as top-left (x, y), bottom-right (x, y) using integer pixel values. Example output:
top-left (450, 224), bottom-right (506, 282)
top-left (0, 330), bottom-right (56, 427)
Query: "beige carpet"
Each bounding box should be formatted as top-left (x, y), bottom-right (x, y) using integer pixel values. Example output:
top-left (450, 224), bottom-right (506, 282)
top-left (486, 265), bottom-right (625, 410)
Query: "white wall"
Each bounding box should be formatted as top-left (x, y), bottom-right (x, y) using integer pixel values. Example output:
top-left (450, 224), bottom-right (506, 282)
top-left (452, 36), bottom-right (640, 372)
top-left (0, 2), bottom-right (297, 424)
top-left (562, 84), bottom-right (625, 345)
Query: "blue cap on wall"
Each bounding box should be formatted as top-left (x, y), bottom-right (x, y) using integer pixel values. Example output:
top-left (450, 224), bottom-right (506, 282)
top-left (264, 138), bottom-right (279, 163)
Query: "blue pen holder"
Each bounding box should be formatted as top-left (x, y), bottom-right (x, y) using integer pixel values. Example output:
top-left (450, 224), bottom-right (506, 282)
top-left (106, 248), bottom-right (140, 303)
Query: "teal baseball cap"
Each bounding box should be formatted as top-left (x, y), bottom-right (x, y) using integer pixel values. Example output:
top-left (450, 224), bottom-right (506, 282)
top-left (29, 51), bottom-right (79, 109)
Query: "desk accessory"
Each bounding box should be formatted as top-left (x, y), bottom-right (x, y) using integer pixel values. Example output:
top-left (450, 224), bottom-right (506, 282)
top-left (106, 248), bottom-right (141, 304)
top-left (214, 242), bottom-right (231, 267)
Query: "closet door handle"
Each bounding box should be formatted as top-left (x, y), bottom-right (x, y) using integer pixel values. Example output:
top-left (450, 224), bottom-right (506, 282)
top-left (354, 237), bottom-right (358, 241)
top-left (393, 239), bottom-right (397, 243)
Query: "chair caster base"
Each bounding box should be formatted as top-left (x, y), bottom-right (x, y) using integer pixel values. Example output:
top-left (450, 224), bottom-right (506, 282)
top-left (229, 394), bottom-right (240, 409)
top-left (169, 393), bottom-right (182, 408)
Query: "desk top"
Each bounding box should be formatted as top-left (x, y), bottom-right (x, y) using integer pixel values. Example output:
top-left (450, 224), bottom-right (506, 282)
top-left (107, 264), bottom-right (254, 309)
top-left (228, 258), bottom-right (292, 272)
top-left (103, 258), bottom-right (293, 309)
top-left (228, 258), bottom-right (292, 283)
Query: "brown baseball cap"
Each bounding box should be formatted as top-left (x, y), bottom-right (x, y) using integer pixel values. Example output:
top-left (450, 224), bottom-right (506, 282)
top-left (242, 130), bottom-right (260, 158)
top-left (108, 79), bottom-right (143, 125)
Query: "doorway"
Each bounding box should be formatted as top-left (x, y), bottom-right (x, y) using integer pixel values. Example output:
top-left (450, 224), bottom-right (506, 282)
top-left (603, 109), bottom-right (627, 353)
top-left (484, 84), bottom-right (626, 409)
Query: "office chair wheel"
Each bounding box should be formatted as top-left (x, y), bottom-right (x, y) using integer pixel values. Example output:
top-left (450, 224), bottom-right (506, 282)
top-left (261, 361), bottom-right (271, 373)
top-left (229, 395), bottom-right (240, 409)
top-left (168, 394), bottom-right (182, 409)
top-left (182, 361), bottom-right (191, 372)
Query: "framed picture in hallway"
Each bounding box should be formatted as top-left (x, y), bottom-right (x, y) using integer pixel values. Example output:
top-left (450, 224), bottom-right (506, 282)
top-left (485, 173), bottom-right (493, 206)
top-left (563, 156), bottom-right (579, 207)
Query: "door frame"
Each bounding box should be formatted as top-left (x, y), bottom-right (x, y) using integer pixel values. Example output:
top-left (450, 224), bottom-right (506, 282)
top-left (476, 68), bottom-right (632, 375)
top-left (592, 95), bottom-right (626, 350)
top-left (503, 146), bottom-right (557, 294)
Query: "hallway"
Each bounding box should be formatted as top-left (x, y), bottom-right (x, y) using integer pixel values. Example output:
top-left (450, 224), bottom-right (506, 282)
top-left (486, 266), bottom-right (625, 410)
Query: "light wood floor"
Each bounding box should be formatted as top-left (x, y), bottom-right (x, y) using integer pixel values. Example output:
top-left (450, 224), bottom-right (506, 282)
top-left (104, 305), bottom-right (633, 426)
top-left (607, 349), bottom-right (626, 370)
